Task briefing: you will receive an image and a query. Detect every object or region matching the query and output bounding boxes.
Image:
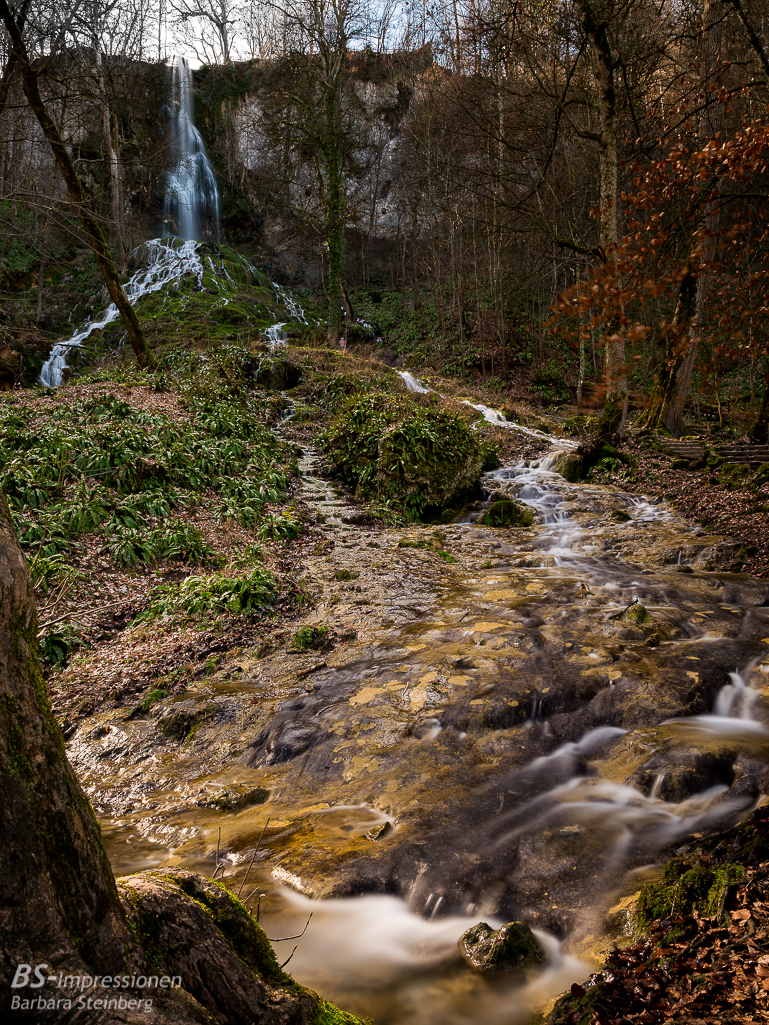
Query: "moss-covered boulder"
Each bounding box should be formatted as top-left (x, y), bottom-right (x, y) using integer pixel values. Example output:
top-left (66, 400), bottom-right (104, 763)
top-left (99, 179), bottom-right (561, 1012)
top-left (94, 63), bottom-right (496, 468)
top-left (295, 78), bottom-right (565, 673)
top-left (553, 451), bottom-right (584, 482)
top-left (622, 600), bottom-right (652, 626)
top-left (119, 869), bottom-right (365, 1024)
top-left (200, 785), bottom-right (270, 811)
top-left (478, 499), bottom-right (534, 527)
top-left (633, 859), bottom-right (743, 931)
top-left (322, 392), bottom-right (482, 519)
top-left (718, 461), bottom-right (752, 489)
top-left (459, 920), bottom-right (545, 973)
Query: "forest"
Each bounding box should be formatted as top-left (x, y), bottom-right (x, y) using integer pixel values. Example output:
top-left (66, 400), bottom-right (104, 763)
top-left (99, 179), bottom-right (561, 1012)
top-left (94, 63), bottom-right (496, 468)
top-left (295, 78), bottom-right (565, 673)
top-left (0, 0), bottom-right (766, 433)
top-left (2, 2), bottom-right (769, 1025)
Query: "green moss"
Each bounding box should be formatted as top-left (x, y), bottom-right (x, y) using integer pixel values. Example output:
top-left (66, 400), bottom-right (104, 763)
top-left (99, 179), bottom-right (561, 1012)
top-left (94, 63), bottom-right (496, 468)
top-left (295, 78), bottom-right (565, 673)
top-left (623, 601), bottom-right (652, 626)
top-left (718, 462), bottom-right (752, 489)
top-left (321, 391), bottom-right (482, 520)
top-left (480, 499), bottom-right (534, 528)
top-left (308, 998), bottom-right (370, 1025)
top-left (634, 861), bottom-right (743, 930)
top-left (140, 688), bottom-right (167, 713)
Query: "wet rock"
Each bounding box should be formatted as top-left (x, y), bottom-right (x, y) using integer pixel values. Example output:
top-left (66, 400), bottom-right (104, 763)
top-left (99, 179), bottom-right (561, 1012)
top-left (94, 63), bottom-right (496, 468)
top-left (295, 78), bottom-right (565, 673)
top-left (626, 749), bottom-right (736, 803)
top-left (622, 601), bottom-right (652, 626)
top-left (459, 920), bottom-right (545, 973)
top-left (200, 785), bottom-right (270, 812)
top-left (365, 822), bottom-right (392, 841)
top-left (553, 451), bottom-right (584, 482)
top-left (157, 701), bottom-right (217, 740)
top-left (478, 499), bottom-right (534, 527)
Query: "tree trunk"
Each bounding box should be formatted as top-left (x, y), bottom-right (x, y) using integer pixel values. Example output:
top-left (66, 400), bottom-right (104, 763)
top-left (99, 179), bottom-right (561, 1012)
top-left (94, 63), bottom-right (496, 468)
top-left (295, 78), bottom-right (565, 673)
top-left (0, 0), bottom-right (153, 370)
top-left (638, 263), bottom-right (698, 431)
top-left (578, 0), bottom-right (625, 426)
top-left (96, 48), bottom-right (126, 271)
top-left (749, 362), bottom-right (769, 443)
top-left (660, 0), bottom-right (723, 433)
top-left (0, 490), bottom-right (139, 994)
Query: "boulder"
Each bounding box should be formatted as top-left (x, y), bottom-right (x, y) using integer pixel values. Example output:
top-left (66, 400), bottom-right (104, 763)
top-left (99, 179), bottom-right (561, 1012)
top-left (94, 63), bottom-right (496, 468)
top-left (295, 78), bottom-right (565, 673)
top-left (553, 451), bottom-right (584, 482)
top-left (200, 785), bottom-right (270, 812)
top-left (478, 499), bottom-right (534, 527)
top-left (459, 920), bottom-right (545, 973)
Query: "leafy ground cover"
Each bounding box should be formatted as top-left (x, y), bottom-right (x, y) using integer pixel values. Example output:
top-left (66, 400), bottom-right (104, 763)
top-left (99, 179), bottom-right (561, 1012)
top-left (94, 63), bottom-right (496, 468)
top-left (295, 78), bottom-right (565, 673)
top-left (546, 808), bottom-right (769, 1025)
top-left (0, 341), bottom-right (315, 718)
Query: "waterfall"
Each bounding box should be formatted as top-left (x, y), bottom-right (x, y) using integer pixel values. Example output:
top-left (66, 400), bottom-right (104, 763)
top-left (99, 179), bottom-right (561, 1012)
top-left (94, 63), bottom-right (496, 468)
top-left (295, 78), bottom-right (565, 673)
top-left (163, 56), bottom-right (220, 242)
top-left (40, 240), bottom-right (207, 388)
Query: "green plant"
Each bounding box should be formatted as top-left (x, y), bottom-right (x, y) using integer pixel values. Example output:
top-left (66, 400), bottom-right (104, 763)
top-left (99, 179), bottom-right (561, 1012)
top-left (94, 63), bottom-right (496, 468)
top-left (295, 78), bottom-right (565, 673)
top-left (334, 569), bottom-right (358, 580)
top-left (291, 625), bottom-right (330, 651)
top-left (139, 567), bottom-right (278, 621)
top-left (39, 622), bottom-right (82, 667)
top-left (140, 688), bottom-right (168, 713)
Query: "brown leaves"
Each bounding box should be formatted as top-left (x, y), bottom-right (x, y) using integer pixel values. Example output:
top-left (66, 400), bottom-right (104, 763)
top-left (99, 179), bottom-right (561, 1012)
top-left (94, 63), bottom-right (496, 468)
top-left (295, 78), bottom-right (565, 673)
top-left (553, 812), bottom-right (769, 1024)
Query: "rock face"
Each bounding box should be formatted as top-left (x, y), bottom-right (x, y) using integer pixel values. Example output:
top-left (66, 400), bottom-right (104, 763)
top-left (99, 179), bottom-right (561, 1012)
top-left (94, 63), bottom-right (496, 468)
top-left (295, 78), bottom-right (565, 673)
top-left (459, 921), bottom-right (545, 973)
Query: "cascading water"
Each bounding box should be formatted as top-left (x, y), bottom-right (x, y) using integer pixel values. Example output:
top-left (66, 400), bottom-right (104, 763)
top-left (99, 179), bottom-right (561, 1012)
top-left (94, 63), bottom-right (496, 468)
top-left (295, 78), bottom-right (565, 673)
top-left (163, 56), bottom-right (220, 242)
top-left (40, 239), bottom-right (206, 387)
top-left (39, 56), bottom-right (226, 387)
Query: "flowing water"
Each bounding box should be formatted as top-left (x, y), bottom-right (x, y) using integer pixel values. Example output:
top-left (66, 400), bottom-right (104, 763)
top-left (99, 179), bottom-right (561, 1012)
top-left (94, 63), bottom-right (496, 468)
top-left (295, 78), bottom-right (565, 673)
top-left (64, 396), bottom-right (769, 1024)
top-left (40, 55), bottom-right (223, 387)
top-left (163, 55), bottom-right (220, 242)
top-left (40, 239), bottom-right (209, 387)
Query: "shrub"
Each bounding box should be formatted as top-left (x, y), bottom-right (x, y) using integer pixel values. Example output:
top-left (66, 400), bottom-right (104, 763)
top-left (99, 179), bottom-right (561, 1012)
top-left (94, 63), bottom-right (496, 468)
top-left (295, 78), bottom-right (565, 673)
top-left (322, 393), bottom-right (482, 520)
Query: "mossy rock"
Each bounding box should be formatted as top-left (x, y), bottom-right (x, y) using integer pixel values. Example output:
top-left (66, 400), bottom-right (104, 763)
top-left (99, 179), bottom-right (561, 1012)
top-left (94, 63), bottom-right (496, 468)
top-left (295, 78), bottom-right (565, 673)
top-left (479, 499), bottom-right (534, 528)
top-left (553, 451), bottom-right (584, 482)
top-left (323, 392), bottom-right (482, 520)
top-left (290, 625), bottom-right (331, 651)
top-left (118, 869), bottom-right (367, 1024)
top-left (157, 701), bottom-right (217, 740)
top-left (622, 601), bottom-right (652, 626)
top-left (671, 456), bottom-right (691, 470)
top-left (459, 920), bottom-right (545, 973)
top-left (718, 462), bottom-right (752, 489)
top-left (201, 785), bottom-right (270, 811)
top-left (753, 463), bottom-right (769, 491)
top-left (634, 860), bottom-right (743, 930)
top-left (610, 508), bottom-right (632, 522)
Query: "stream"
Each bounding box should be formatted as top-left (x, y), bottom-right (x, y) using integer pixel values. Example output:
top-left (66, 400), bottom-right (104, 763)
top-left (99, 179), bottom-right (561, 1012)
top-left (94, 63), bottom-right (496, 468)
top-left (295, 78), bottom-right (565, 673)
top-left (66, 408), bottom-right (769, 1025)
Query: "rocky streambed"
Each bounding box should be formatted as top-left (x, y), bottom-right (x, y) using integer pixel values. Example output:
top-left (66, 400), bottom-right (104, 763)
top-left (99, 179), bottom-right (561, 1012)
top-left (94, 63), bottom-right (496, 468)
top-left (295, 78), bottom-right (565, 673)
top-left (63, 428), bottom-right (769, 1025)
